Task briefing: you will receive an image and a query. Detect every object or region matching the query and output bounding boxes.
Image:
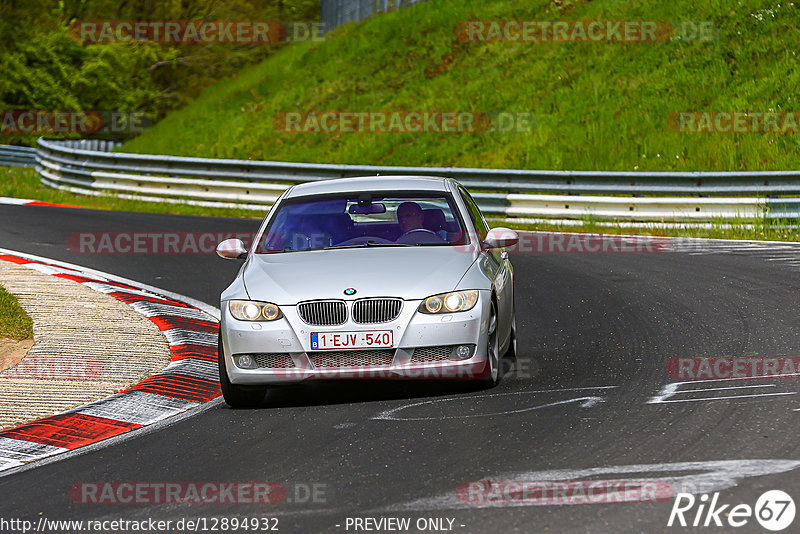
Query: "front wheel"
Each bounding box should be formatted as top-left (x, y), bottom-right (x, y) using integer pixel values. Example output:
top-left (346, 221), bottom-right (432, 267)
top-left (479, 300), bottom-right (501, 388)
top-left (218, 332), bottom-right (267, 408)
top-left (505, 304), bottom-right (517, 360)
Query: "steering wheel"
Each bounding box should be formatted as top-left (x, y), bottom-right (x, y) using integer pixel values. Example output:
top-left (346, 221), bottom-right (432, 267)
top-left (396, 228), bottom-right (444, 244)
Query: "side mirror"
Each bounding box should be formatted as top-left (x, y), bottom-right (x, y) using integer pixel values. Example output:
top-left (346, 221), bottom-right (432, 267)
top-left (483, 227), bottom-right (519, 250)
top-left (216, 238), bottom-right (248, 260)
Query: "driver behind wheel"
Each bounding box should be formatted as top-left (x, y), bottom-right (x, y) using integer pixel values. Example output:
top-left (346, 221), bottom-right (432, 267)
top-left (396, 202), bottom-right (444, 243)
top-left (397, 201), bottom-right (425, 234)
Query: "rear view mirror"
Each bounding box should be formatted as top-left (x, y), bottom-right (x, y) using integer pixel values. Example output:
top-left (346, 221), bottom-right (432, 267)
top-left (216, 238), bottom-right (248, 260)
top-left (349, 203), bottom-right (386, 215)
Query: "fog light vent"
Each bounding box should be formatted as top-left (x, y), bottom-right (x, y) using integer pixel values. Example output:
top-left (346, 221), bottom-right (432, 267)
top-left (235, 354), bottom-right (257, 369)
top-left (452, 345), bottom-right (473, 361)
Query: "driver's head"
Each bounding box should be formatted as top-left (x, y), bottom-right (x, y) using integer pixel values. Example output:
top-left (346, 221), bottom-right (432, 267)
top-left (397, 202), bottom-right (424, 233)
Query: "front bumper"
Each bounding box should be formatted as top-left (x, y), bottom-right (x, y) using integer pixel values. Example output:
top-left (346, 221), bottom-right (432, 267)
top-left (220, 292), bottom-right (490, 384)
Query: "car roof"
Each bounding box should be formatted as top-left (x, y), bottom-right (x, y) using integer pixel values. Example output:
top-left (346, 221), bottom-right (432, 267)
top-left (285, 175), bottom-right (452, 198)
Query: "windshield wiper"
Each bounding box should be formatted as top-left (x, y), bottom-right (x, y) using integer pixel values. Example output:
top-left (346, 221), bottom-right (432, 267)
top-left (278, 246), bottom-right (319, 253)
top-left (276, 241), bottom-right (445, 253)
top-left (322, 241), bottom-right (412, 250)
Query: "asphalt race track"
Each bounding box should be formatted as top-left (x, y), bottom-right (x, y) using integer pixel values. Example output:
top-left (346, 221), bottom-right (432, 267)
top-left (1, 204), bottom-right (800, 534)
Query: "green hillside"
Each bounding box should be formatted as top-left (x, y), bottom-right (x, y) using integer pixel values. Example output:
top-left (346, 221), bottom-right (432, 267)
top-left (121, 0), bottom-right (800, 171)
top-left (0, 0), bottom-right (319, 146)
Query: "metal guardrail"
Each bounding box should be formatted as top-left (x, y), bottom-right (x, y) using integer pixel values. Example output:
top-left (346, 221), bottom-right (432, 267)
top-left (0, 145), bottom-right (37, 167)
top-left (321, 0), bottom-right (428, 33)
top-left (47, 139), bottom-right (123, 152)
top-left (32, 137), bottom-right (800, 221)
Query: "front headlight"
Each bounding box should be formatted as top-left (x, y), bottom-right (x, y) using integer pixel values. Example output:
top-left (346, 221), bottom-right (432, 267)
top-left (419, 290), bottom-right (479, 314)
top-left (229, 300), bottom-right (283, 321)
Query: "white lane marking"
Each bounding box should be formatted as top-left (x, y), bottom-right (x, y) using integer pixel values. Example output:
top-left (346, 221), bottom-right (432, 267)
top-left (0, 439), bottom-right (70, 472)
top-left (672, 374), bottom-right (800, 384)
top-left (383, 459), bottom-right (800, 511)
top-left (732, 245), bottom-right (797, 251)
top-left (72, 391), bottom-right (198, 426)
top-left (163, 329), bottom-right (217, 347)
top-left (651, 393), bottom-right (796, 404)
top-left (373, 386), bottom-right (617, 421)
top-left (129, 301), bottom-right (216, 321)
top-left (648, 380), bottom-right (798, 404)
top-left (578, 397), bottom-right (604, 408)
top-left (24, 263), bottom-right (83, 276)
top-left (674, 240), bottom-right (800, 256)
top-left (0, 458), bottom-right (23, 470)
top-left (0, 246), bottom-right (220, 320)
top-left (83, 281), bottom-right (162, 298)
top-left (0, 438), bottom-right (67, 461)
top-left (677, 384), bottom-right (778, 393)
top-left (0, 196), bottom-right (35, 205)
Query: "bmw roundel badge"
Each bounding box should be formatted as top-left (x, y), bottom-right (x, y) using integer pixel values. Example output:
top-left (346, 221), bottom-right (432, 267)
top-left (344, 288), bottom-right (357, 296)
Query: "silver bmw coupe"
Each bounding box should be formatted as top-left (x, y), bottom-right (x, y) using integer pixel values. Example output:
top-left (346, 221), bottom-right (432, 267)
top-left (216, 176), bottom-right (519, 407)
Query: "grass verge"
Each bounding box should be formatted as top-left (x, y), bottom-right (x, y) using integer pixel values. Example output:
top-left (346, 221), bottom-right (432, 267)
top-left (0, 166), bottom-right (263, 219)
top-left (0, 285), bottom-right (33, 340)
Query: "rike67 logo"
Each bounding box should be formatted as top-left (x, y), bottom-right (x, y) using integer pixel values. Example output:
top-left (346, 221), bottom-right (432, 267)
top-left (668, 490), bottom-right (795, 531)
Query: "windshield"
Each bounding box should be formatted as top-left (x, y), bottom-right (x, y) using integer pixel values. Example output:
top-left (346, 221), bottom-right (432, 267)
top-left (256, 192), bottom-right (467, 253)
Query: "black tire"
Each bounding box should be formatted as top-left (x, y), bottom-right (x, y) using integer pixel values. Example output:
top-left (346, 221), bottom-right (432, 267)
top-left (479, 300), bottom-right (501, 388)
top-left (505, 304), bottom-right (517, 361)
top-left (218, 332), bottom-right (267, 408)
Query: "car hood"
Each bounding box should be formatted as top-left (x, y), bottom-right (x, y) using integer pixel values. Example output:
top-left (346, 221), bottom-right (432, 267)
top-left (243, 247), bottom-right (477, 303)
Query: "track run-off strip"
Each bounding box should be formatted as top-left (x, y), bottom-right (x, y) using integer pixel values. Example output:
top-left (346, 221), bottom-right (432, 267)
top-left (0, 196), bottom-right (81, 209)
top-left (0, 248), bottom-right (221, 474)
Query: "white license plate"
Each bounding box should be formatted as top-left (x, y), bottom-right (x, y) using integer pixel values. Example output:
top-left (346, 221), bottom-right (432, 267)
top-left (310, 330), bottom-right (393, 350)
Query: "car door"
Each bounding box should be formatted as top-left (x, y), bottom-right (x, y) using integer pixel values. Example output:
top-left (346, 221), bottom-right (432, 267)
top-left (458, 186), bottom-right (513, 346)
